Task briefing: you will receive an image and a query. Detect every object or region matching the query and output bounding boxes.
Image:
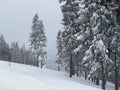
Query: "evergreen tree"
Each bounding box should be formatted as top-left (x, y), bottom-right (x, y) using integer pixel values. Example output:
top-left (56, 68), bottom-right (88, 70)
top-left (81, 0), bottom-right (112, 89)
top-left (11, 42), bottom-right (21, 63)
top-left (20, 45), bottom-right (26, 64)
top-left (30, 13), bottom-right (47, 68)
top-left (56, 30), bottom-right (63, 71)
top-left (73, 0), bottom-right (94, 78)
top-left (59, 0), bottom-right (81, 77)
top-left (58, 0), bottom-right (120, 89)
top-left (0, 35), bottom-right (10, 61)
top-left (99, 0), bottom-right (120, 89)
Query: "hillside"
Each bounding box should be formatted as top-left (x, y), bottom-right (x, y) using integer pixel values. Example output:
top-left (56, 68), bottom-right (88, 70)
top-left (0, 61), bottom-right (102, 90)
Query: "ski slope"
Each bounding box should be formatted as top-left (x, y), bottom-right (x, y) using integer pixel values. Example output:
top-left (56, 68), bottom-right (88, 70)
top-left (0, 61), bottom-right (101, 90)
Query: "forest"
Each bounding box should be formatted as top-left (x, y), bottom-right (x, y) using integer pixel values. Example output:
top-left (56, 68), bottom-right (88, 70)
top-left (56, 0), bottom-right (120, 90)
top-left (0, 0), bottom-right (120, 90)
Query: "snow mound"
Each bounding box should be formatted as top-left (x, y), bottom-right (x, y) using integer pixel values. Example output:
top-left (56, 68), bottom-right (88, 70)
top-left (0, 61), bottom-right (101, 90)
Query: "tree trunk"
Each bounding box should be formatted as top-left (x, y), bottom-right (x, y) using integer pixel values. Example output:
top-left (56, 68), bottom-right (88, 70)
top-left (58, 64), bottom-right (60, 71)
top-left (9, 55), bottom-right (11, 67)
top-left (96, 72), bottom-right (100, 85)
top-left (36, 55), bottom-right (39, 67)
top-left (91, 77), bottom-right (93, 82)
top-left (69, 52), bottom-right (73, 78)
top-left (72, 65), bottom-right (75, 76)
top-left (76, 52), bottom-right (79, 77)
top-left (101, 60), bottom-right (106, 90)
top-left (93, 76), bottom-right (96, 83)
top-left (40, 61), bottom-right (43, 68)
top-left (96, 77), bottom-right (99, 85)
top-left (76, 66), bottom-right (79, 77)
top-left (115, 52), bottom-right (118, 90)
top-left (85, 71), bottom-right (87, 80)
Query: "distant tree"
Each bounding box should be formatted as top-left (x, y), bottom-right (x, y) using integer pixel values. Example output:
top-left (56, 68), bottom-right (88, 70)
top-left (20, 45), bottom-right (26, 64)
top-left (30, 13), bottom-right (47, 68)
top-left (11, 42), bottom-right (21, 63)
top-left (0, 35), bottom-right (9, 61)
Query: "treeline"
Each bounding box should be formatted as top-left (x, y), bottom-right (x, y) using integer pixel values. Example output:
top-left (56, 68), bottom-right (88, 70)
top-left (56, 0), bottom-right (120, 90)
top-left (0, 34), bottom-right (38, 66)
top-left (0, 13), bottom-right (47, 68)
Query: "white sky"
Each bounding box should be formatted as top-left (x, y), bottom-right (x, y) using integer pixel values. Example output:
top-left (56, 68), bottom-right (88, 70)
top-left (0, 0), bottom-right (62, 60)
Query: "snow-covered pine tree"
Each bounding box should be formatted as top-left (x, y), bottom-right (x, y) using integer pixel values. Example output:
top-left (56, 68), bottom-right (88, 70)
top-left (60, 30), bottom-right (69, 71)
top-left (59, 0), bottom-right (80, 77)
top-left (56, 30), bottom-right (63, 71)
top-left (59, 0), bottom-right (120, 88)
top-left (24, 48), bottom-right (38, 66)
top-left (30, 13), bottom-right (47, 68)
top-left (89, 2), bottom-right (111, 88)
top-left (102, 1), bottom-right (120, 89)
top-left (20, 45), bottom-right (26, 64)
top-left (80, 1), bottom-right (112, 89)
top-left (95, 0), bottom-right (120, 89)
top-left (110, 26), bottom-right (120, 90)
top-left (73, 0), bottom-right (94, 78)
top-left (10, 42), bottom-right (21, 63)
top-left (0, 35), bottom-right (9, 61)
top-left (80, 0), bottom-right (100, 84)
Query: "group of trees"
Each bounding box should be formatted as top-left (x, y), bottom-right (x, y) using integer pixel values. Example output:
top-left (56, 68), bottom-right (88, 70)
top-left (0, 13), bottom-right (47, 68)
top-left (56, 0), bottom-right (120, 90)
top-left (0, 35), bottom-right (38, 66)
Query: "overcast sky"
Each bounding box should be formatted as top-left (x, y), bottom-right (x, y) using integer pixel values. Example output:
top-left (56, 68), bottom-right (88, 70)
top-left (0, 0), bottom-right (62, 60)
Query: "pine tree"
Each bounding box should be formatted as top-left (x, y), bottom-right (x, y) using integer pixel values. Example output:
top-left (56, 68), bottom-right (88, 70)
top-left (0, 35), bottom-right (10, 61)
top-left (56, 30), bottom-right (63, 71)
top-left (20, 45), bottom-right (26, 64)
top-left (30, 13), bottom-right (47, 68)
top-left (11, 42), bottom-right (21, 63)
top-left (73, 0), bottom-right (94, 78)
top-left (100, 1), bottom-right (120, 89)
top-left (59, 0), bottom-right (81, 77)
top-left (78, 0), bottom-right (112, 89)
top-left (58, 0), bottom-right (120, 88)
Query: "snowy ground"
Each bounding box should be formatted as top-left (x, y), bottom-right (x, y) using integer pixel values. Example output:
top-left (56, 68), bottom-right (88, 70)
top-left (0, 61), bottom-right (118, 90)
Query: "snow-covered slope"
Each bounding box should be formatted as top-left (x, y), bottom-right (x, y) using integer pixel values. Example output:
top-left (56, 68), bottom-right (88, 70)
top-left (0, 61), bottom-right (101, 90)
